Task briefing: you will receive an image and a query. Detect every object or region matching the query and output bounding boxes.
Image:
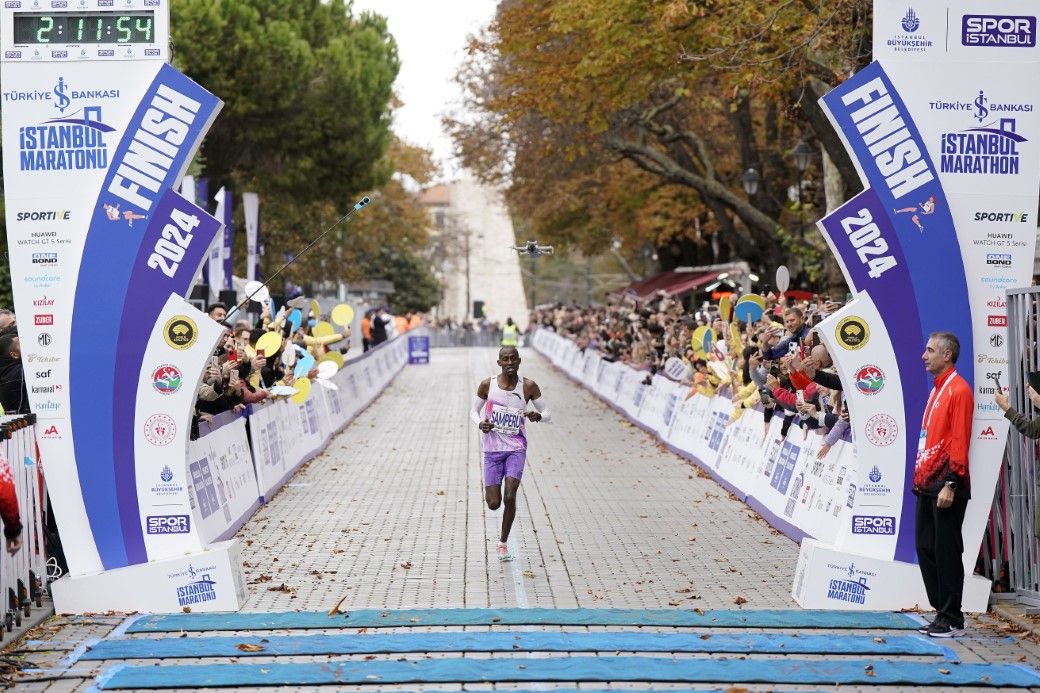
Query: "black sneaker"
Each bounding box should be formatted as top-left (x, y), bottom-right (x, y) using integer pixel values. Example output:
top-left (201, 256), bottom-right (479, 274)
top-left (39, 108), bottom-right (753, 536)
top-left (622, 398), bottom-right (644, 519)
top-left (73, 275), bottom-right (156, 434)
top-left (927, 619), bottom-right (965, 638)
top-left (916, 616), bottom-right (937, 634)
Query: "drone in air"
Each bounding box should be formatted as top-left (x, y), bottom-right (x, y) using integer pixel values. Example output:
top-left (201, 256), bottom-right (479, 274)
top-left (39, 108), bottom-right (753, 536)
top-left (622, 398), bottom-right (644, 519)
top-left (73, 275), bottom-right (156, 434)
top-left (511, 240), bottom-right (554, 257)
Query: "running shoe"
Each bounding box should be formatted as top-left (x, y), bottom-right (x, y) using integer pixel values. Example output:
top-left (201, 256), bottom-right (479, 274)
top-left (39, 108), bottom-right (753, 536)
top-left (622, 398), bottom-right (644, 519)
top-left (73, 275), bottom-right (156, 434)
top-left (927, 619), bottom-right (965, 638)
top-left (917, 615), bottom-right (939, 634)
top-left (497, 542), bottom-right (513, 562)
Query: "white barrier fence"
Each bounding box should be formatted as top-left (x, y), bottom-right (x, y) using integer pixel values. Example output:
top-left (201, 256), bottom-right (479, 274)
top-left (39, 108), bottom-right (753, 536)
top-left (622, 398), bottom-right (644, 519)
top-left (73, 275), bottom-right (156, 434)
top-left (532, 329), bottom-right (993, 612)
top-left (0, 416), bottom-right (48, 638)
top-left (46, 334), bottom-right (410, 614)
top-left (533, 330), bottom-right (855, 545)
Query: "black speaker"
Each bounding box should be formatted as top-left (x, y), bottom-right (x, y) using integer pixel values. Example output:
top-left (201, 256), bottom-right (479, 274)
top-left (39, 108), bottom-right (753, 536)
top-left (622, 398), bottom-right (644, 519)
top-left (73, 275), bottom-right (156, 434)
top-left (219, 289), bottom-right (238, 308)
top-left (473, 300), bottom-right (485, 318)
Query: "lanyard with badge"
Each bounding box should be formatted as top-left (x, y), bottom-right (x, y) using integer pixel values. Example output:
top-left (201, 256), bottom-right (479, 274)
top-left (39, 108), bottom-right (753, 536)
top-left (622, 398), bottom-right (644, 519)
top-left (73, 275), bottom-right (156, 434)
top-left (919, 372), bottom-right (955, 455)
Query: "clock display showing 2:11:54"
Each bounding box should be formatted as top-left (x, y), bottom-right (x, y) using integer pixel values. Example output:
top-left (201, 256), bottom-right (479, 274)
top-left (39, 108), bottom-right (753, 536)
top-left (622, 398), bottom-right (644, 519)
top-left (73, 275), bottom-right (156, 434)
top-left (13, 13), bottom-right (155, 44)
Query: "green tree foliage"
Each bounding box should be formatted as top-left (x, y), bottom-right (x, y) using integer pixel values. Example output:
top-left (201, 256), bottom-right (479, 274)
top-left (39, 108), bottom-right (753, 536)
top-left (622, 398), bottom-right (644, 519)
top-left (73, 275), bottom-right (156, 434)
top-left (0, 191), bottom-right (11, 310)
top-left (0, 130), bottom-right (10, 309)
top-left (257, 137), bottom-right (438, 298)
top-left (172, 0), bottom-right (400, 208)
top-left (364, 247), bottom-right (440, 314)
top-left (171, 0), bottom-right (444, 303)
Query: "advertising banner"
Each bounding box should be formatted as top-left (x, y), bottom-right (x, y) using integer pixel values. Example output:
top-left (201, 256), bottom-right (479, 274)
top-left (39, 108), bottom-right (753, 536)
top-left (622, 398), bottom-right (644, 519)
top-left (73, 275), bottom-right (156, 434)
top-left (186, 416), bottom-right (260, 545)
top-left (135, 296), bottom-right (225, 560)
top-left (0, 3), bottom-right (234, 584)
top-left (792, 0), bottom-right (1040, 608)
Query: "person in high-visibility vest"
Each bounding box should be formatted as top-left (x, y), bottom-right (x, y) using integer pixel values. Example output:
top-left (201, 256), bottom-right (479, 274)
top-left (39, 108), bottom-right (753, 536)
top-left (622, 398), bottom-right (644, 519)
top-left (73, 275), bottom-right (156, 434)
top-left (501, 317), bottom-right (519, 347)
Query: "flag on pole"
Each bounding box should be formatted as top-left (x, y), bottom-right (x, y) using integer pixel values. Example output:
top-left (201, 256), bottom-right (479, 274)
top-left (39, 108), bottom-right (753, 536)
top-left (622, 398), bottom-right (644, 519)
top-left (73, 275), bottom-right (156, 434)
top-left (243, 192), bottom-right (260, 283)
top-left (207, 186), bottom-right (227, 303)
top-left (221, 187), bottom-right (233, 291)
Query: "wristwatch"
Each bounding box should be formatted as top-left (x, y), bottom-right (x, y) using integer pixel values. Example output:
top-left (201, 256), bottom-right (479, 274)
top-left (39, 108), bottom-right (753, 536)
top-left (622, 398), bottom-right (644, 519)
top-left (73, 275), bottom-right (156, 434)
top-left (945, 480), bottom-right (958, 491)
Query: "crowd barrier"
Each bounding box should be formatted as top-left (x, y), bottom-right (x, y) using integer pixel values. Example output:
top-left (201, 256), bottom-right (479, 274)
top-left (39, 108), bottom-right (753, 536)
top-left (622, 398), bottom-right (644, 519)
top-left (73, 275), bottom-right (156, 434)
top-left (531, 329), bottom-right (856, 547)
top-left (184, 334), bottom-right (411, 546)
top-left (425, 328), bottom-right (504, 348)
top-left (532, 329), bottom-right (1014, 611)
top-left (30, 334), bottom-right (411, 614)
top-left (0, 416), bottom-right (48, 639)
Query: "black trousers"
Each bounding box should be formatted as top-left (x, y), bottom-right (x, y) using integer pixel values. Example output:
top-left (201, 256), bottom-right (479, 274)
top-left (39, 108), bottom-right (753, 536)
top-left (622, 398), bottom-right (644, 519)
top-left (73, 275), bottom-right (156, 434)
top-left (915, 493), bottom-right (968, 626)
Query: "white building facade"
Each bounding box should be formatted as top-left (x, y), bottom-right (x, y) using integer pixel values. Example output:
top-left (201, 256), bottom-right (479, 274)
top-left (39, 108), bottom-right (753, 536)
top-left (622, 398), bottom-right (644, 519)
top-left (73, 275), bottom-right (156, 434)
top-left (422, 173), bottom-right (528, 329)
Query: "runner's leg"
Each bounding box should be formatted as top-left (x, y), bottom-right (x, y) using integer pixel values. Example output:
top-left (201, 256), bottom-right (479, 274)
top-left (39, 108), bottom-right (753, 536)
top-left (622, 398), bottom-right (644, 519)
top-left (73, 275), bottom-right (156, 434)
top-left (500, 476), bottom-right (521, 542)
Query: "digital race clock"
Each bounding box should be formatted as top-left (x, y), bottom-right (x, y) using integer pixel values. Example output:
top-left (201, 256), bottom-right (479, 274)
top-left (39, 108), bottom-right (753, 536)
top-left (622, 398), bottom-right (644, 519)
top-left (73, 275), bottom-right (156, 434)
top-left (0, 0), bottom-right (170, 62)
top-left (14, 12), bottom-right (156, 44)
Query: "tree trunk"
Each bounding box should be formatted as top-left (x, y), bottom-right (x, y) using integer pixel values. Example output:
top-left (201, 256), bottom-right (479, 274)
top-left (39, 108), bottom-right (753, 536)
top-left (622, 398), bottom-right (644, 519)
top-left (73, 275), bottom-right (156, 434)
top-left (821, 146), bottom-right (850, 299)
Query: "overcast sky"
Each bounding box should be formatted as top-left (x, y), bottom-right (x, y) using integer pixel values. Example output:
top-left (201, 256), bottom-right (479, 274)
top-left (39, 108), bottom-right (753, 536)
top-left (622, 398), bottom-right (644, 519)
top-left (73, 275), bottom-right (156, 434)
top-left (350, 0), bottom-right (498, 179)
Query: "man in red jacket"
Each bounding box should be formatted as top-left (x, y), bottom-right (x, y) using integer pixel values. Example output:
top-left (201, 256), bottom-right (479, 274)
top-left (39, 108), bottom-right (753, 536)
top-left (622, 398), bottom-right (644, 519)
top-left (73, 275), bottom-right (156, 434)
top-left (914, 331), bottom-right (973, 638)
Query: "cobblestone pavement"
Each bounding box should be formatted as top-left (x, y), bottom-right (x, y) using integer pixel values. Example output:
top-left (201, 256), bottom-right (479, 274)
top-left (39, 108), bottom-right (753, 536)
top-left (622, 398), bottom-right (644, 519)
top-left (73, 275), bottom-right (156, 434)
top-left (6, 347), bottom-right (1040, 691)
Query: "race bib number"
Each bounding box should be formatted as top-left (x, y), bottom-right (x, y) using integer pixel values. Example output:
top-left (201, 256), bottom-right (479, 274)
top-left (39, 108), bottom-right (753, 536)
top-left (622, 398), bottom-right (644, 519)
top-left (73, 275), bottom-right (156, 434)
top-left (488, 403), bottom-right (524, 435)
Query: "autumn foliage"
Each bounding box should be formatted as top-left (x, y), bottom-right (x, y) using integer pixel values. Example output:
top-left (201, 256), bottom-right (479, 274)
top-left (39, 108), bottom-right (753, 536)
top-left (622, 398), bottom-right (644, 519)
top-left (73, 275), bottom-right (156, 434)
top-left (447, 0), bottom-right (871, 288)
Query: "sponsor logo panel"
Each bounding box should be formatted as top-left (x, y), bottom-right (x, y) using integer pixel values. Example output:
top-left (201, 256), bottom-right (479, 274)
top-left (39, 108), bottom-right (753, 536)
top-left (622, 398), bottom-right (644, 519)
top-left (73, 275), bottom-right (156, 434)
top-left (146, 514), bottom-right (190, 535)
top-left (143, 413), bottom-right (176, 446)
top-left (163, 316), bottom-right (198, 350)
top-left (852, 515), bottom-right (896, 535)
top-left (962, 15), bottom-right (1037, 48)
top-left (836, 316), bottom-right (870, 350)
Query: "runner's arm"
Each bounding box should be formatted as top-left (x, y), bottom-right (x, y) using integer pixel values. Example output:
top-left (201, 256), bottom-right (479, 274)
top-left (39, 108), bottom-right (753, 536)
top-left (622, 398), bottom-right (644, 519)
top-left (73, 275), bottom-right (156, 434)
top-left (530, 397), bottom-right (551, 423)
top-left (470, 397), bottom-right (487, 427)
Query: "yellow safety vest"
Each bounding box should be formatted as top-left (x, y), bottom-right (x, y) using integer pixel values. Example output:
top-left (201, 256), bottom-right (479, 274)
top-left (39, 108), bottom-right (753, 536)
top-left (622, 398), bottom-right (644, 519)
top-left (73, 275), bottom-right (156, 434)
top-left (501, 324), bottom-right (519, 346)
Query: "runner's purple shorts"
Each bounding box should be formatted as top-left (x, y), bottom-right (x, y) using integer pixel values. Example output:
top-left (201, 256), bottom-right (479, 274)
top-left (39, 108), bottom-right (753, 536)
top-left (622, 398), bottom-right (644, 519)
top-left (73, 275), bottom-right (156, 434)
top-left (483, 450), bottom-right (526, 486)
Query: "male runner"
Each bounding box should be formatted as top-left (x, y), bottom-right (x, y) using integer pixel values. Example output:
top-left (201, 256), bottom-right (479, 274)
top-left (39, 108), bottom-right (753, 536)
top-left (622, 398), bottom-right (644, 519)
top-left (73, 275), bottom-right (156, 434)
top-left (471, 346), bottom-right (551, 561)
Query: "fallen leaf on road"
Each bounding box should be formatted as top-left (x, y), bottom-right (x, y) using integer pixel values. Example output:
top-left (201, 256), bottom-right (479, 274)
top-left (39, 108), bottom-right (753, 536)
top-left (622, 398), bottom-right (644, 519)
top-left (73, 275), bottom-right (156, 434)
top-left (236, 643), bottom-right (265, 652)
top-left (734, 596), bottom-right (748, 605)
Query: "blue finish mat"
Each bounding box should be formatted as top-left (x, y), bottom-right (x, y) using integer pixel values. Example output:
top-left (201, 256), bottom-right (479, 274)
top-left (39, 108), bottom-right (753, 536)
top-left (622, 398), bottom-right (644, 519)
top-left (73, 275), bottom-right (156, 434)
top-left (99, 656), bottom-right (1040, 689)
top-left (82, 631), bottom-right (947, 660)
top-left (126, 608), bottom-right (921, 633)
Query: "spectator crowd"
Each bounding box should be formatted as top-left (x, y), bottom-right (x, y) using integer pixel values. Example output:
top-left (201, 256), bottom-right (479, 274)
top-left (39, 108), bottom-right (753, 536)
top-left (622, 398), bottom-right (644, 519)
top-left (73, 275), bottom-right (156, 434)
top-left (0, 298), bottom-right (425, 440)
top-left (528, 293), bottom-right (853, 456)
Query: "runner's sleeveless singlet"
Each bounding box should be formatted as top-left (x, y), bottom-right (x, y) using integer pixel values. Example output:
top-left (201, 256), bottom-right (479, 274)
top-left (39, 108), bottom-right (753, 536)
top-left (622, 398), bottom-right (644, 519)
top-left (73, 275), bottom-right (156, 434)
top-left (483, 375), bottom-right (527, 452)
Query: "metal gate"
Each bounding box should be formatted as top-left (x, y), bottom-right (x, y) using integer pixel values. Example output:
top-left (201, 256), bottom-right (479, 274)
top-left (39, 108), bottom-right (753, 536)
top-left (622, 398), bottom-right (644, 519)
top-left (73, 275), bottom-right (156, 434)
top-left (998, 286), bottom-right (1040, 607)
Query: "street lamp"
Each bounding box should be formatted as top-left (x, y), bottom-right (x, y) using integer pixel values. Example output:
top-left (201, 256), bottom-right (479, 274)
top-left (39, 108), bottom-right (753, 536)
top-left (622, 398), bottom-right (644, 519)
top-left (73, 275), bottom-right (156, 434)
top-left (464, 227), bottom-right (471, 320)
top-left (464, 227), bottom-right (483, 320)
top-left (791, 140), bottom-right (814, 173)
top-left (741, 168), bottom-right (761, 197)
top-left (790, 140), bottom-right (814, 237)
